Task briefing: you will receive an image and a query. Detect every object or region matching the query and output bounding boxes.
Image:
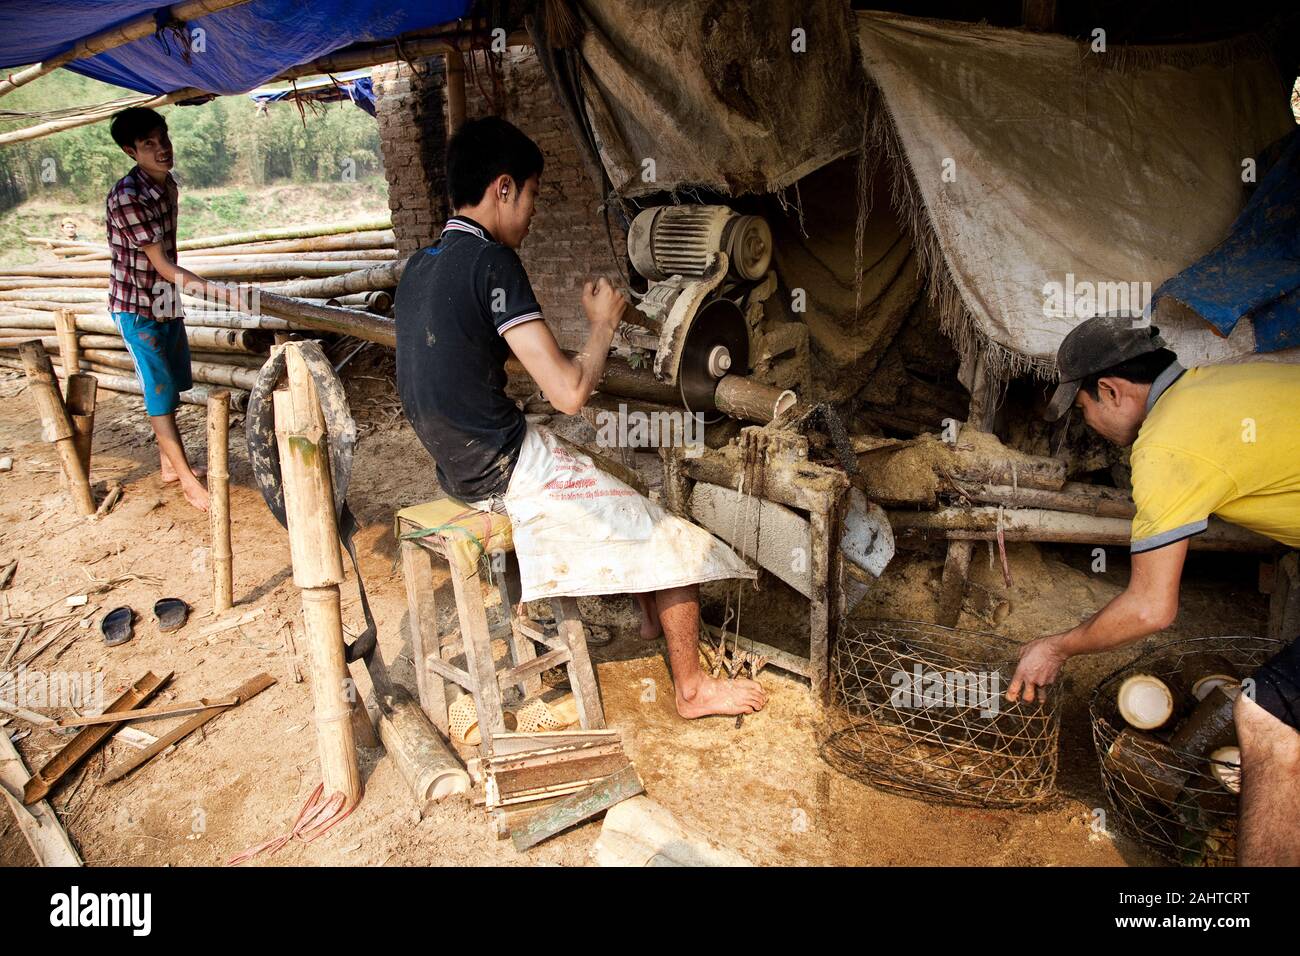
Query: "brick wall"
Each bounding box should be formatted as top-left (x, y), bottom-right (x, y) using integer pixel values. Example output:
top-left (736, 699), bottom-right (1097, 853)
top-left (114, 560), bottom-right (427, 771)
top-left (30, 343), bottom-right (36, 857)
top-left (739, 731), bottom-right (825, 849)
top-left (374, 47), bottom-right (626, 350)
top-left (373, 57), bottom-right (449, 257)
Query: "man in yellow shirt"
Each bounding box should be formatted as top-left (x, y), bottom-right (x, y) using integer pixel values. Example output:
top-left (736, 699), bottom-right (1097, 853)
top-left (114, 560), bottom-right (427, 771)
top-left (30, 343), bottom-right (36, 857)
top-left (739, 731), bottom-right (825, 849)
top-left (1007, 315), bottom-right (1300, 865)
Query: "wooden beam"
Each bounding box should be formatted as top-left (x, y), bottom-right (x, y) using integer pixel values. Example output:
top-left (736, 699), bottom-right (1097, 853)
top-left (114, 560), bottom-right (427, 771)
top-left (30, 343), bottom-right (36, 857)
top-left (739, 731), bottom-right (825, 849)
top-left (56, 696), bottom-right (239, 728)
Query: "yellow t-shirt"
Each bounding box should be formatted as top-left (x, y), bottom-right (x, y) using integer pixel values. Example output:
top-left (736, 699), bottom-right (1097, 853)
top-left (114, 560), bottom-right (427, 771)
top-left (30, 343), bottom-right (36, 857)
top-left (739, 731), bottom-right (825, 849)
top-left (1129, 362), bottom-right (1300, 553)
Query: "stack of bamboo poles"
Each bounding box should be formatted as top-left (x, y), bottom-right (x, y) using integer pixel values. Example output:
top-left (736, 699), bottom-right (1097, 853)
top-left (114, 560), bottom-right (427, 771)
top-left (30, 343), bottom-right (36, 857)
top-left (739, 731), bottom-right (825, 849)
top-left (1, 219), bottom-right (403, 407)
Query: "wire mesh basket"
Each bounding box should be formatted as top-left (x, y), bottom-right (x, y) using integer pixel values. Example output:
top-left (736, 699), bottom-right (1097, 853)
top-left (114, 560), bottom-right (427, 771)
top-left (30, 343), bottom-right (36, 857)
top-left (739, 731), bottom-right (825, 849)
top-left (821, 620), bottom-right (1060, 809)
top-left (1089, 635), bottom-right (1281, 866)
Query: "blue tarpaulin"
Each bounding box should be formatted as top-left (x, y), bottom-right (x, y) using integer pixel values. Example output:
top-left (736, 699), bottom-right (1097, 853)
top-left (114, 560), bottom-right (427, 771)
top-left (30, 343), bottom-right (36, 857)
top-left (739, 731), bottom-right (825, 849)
top-left (250, 71), bottom-right (376, 116)
top-left (1153, 128), bottom-right (1300, 353)
top-left (0, 1), bottom-right (471, 96)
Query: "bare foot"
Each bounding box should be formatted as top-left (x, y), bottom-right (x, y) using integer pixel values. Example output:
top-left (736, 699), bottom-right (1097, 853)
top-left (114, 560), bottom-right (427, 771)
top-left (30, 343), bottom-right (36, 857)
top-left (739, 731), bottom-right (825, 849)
top-left (162, 464), bottom-right (206, 483)
top-left (180, 478), bottom-right (210, 513)
top-left (675, 674), bottom-right (767, 719)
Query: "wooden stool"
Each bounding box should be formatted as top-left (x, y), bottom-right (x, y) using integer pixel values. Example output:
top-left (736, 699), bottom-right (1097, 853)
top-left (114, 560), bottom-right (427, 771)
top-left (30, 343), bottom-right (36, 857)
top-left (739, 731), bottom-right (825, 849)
top-left (396, 497), bottom-right (605, 754)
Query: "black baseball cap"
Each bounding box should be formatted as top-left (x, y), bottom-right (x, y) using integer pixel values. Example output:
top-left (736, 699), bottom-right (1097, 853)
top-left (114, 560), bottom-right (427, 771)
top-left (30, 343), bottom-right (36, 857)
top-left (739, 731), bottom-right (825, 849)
top-left (1044, 314), bottom-right (1167, 421)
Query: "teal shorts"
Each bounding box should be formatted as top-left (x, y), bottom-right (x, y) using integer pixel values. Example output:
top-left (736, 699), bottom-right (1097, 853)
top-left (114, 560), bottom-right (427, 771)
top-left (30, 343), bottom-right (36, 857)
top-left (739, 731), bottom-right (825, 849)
top-left (111, 311), bottom-right (192, 415)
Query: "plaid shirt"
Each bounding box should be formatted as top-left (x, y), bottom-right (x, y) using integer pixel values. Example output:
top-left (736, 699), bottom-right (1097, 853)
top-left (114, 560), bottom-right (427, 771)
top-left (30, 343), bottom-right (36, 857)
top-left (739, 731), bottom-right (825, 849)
top-left (106, 166), bottom-right (180, 319)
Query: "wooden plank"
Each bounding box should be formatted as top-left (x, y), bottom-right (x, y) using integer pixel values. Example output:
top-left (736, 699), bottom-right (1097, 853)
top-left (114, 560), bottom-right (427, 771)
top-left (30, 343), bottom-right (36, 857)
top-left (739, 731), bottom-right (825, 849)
top-left (400, 539), bottom-right (447, 734)
top-left (553, 597), bottom-right (605, 730)
top-left (448, 558), bottom-right (508, 749)
top-left (497, 646), bottom-right (570, 692)
top-left (487, 729), bottom-right (620, 756)
top-left (423, 654), bottom-right (473, 690)
top-left (0, 731), bottom-right (81, 866)
top-left (23, 670), bottom-right (169, 804)
top-left (103, 673), bottom-right (276, 784)
top-left (56, 695), bottom-right (238, 727)
top-left (513, 619), bottom-right (565, 652)
top-left (688, 481), bottom-right (812, 597)
top-left (509, 764), bottom-right (644, 851)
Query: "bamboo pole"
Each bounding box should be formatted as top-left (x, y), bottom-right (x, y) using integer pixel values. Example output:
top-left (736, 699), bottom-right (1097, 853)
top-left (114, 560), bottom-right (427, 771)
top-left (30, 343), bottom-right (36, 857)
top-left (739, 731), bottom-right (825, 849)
top-left (0, 259), bottom-right (392, 280)
top-left (0, 0), bottom-right (254, 98)
top-left (887, 506), bottom-right (1277, 552)
top-left (0, 326), bottom-right (268, 353)
top-left (65, 373), bottom-right (97, 480)
top-left (0, 87), bottom-right (208, 147)
top-left (176, 218), bottom-right (392, 252)
top-left (263, 260), bottom-right (405, 301)
top-left (0, 355), bottom-right (247, 409)
top-left (53, 308), bottom-right (80, 379)
top-left (208, 391), bottom-right (233, 615)
top-left (16, 342), bottom-right (94, 515)
top-left (273, 345), bottom-right (361, 810)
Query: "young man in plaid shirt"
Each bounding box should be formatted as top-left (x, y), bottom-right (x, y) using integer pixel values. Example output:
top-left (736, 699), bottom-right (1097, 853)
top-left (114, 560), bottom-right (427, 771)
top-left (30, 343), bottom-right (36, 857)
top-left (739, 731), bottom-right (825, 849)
top-left (107, 107), bottom-right (234, 512)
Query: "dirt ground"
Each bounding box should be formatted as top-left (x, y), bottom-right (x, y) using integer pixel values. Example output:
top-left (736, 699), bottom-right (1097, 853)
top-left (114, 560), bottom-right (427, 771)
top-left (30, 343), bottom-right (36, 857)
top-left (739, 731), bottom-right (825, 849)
top-left (0, 358), bottom-right (1271, 867)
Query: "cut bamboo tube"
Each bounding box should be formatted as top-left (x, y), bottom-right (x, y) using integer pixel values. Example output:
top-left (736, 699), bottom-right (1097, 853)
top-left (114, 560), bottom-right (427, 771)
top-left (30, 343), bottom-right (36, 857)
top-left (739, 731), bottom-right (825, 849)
top-left (714, 375), bottom-right (797, 423)
top-left (209, 390), bottom-right (233, 615)
top-left (17, 342), bottom-right (94, 515)
top-left (1117, 673), bottom-right (1178, 730)
top-left (54, 309), bottom-right (79, 376)
top-left (274, 345), bottom-right (361, 810)
top-left (65, 373), bottom-right (97, 480)
top-left (378, 684), bottom-right (471, 812)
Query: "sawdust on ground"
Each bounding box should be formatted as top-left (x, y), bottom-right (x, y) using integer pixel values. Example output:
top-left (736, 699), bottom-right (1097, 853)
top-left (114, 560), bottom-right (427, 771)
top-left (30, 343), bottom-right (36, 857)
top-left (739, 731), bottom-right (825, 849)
top-left (0, 362), bottom-right (1269, 867)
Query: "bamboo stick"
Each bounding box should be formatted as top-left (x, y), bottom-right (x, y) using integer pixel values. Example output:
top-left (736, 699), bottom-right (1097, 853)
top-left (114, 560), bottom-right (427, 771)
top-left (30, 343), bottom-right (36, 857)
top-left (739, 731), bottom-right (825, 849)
top-left (16, 342), bottom-right (94, 515)
top-left (207, 390), bottom-right (233, 614)
top-left (0, 0), bottom-right (253, 98)
top-left (273, 345), bottom-right (361, 810)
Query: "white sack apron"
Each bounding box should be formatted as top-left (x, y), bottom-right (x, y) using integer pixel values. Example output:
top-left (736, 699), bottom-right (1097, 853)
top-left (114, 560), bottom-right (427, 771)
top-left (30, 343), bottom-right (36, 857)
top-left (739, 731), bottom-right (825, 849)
top-left (503, 425), bottom-right (757, 602)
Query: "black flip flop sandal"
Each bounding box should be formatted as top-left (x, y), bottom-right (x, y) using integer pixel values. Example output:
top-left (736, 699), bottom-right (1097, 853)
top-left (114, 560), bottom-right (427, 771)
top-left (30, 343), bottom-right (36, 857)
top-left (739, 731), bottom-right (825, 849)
top-left (101, 607), bottom-right (134, 647)
top-left (153, 597), bottom-right (191, 633)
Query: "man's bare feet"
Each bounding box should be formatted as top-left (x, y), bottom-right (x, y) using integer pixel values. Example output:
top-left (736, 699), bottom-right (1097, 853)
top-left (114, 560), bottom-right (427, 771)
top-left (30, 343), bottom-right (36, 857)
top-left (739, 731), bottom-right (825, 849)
top-left (180, 478), bottom-right (210, 513)
top-left (675, 674), bottom-right (767, 719)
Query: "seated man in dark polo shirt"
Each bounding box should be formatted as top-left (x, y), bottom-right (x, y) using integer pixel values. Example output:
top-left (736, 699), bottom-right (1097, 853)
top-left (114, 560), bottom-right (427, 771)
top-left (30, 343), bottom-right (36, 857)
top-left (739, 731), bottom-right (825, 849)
top-left (396, 117), bottom-right (765, 719)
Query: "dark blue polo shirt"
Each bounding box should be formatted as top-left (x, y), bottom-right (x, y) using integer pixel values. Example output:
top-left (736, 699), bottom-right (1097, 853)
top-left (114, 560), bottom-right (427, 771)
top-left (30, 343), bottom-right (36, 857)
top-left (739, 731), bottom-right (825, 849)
top-left (395, 216), bottom-right (544, 501)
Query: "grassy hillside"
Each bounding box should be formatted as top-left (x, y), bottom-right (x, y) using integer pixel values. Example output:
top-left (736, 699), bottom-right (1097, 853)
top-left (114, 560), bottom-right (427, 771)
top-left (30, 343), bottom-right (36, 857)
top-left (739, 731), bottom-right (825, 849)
top-left (1, 178), bottom-right (390, 265)
top-left (1, 70), bottom-right (388, 264)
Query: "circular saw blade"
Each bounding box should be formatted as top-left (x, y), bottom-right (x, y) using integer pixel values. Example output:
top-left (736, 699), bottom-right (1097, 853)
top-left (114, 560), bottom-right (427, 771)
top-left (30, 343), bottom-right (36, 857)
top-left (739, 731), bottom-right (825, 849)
top-left (678, 297), bottom-right (749, 423)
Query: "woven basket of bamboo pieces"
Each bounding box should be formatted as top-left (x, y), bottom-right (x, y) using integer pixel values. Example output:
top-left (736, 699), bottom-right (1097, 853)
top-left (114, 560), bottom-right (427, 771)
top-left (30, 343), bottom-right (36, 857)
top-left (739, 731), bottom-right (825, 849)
top-left (821, 620), bottom-right (1060, 809)
top-left (1090, 635), bottom-right (1281, 866)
